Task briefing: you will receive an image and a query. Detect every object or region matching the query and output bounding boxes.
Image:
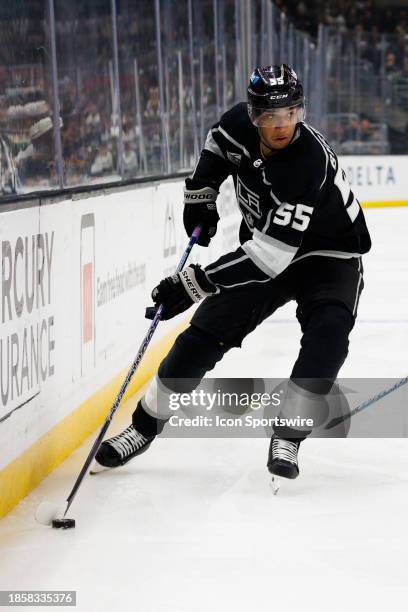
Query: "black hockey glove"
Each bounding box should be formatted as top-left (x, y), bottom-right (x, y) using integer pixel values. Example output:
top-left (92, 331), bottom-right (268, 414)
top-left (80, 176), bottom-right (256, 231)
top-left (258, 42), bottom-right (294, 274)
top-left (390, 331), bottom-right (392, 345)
top-left (183, 178), bottom-right (220, 247)
top-left (145, 264), bottom-right (218, 320)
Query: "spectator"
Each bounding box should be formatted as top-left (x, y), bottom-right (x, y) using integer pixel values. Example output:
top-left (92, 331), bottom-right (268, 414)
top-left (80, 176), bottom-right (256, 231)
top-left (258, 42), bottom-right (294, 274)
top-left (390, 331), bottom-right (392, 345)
top-left (90, 143), bottom-right (113, 177)
top-left (359, 116), bottom-right (372, 141)
top-left (343, 116), bottom-right (360, 142)
top-left (123, 141), bottom-right (138, 174)
top-left (15, 116), bottom-right (61, 188)
top-left (385, 52), bottom-right (400, 77)
top-left (294, 2), bottom-right (314, 34)
top-left (85, 103), bottom-right (101, 129)
top-left (402, 56), bottom-right (408, 78)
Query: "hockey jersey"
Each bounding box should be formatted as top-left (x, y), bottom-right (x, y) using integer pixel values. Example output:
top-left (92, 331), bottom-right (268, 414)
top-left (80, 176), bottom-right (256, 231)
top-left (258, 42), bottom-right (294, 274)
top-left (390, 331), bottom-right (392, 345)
top-left (187, 102), bottom-right (371, 289)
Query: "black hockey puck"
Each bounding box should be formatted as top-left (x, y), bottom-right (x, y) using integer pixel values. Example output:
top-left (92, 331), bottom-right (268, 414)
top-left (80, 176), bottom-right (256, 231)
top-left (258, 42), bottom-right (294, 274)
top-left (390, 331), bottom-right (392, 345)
top-left (52, 518), bottom-right (76, 529)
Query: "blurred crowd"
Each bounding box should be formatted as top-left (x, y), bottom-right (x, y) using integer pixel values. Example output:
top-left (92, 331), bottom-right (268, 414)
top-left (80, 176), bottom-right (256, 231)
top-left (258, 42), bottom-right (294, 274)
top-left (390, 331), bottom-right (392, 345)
top-left (0, 2), bottom-right (223, 194)
top-left (276, 0), bottom-right (408, 154)
top-left (279, 0), bottom-right (408, 77)
top-left (0, 0), bottom-right (407, 197)
top-left (276, 0), bottom-right (408, 37)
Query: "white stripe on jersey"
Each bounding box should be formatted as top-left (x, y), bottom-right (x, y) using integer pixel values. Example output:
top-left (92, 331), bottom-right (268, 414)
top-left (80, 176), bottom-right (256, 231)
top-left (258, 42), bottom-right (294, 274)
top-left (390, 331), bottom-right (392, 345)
top-left (216, 126), bottom-right (251, 159)
top-left (305, 123), bottom-right (362, 224)
top-left (204, 130), bottom-right (226, 159)
top-left (333, 160), bottom-right (362, 222)
top-left (206, 253), bottom-right (249, 275)
top-left (253, 228), bottom-right (298, 254)
top-left (242, 244), bottom-right (278, 278)
top-left (347, 197), bottom-right (360, 222)
top-left (216, 277), bottom-right (271, 289)
top-left (261, 208), bottom-right (274, 233)
top-left (334, 164), bottom-right (351, 205)
top-left (243, 230), bottom-right (298, 278)
top-left (352, 258), bottom-right (363, 316)
top-left (291, 249), bottom-right (362, 264)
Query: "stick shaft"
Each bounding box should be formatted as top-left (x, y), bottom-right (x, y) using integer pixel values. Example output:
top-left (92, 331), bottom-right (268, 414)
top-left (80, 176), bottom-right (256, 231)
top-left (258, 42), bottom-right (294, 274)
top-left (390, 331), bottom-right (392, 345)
top-left (65, 225), bottom-right (202, 512)
top-left (326, 376), bottom-right (408, 430)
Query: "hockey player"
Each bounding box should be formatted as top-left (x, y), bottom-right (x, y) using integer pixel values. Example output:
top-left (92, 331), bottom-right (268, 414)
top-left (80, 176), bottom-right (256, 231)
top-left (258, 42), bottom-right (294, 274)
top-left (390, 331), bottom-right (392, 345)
top-left (95, 64), bottom-right (371, 480)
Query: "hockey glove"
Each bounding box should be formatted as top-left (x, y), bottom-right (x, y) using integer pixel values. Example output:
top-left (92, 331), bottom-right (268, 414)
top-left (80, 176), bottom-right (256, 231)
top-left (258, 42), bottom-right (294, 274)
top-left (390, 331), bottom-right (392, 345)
top-left (183, 178), bottom-right (220, 247)
top-left (145, 264), bottom-right (218, 320)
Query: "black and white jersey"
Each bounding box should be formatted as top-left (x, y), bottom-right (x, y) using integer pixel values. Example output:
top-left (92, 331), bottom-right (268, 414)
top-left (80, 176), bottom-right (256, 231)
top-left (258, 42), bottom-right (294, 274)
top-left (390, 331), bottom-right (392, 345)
top-left (186, 102), bottom-right (371, 289)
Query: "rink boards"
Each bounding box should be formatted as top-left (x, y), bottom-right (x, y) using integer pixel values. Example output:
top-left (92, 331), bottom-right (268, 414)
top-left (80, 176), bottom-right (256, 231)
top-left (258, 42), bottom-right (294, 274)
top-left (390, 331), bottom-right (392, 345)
top-left (342, 155), bottom-right (408, 207)
top-left (0, 154), bottom-right (406, 518)
top-left (0, 178), bottom-right (241, 518)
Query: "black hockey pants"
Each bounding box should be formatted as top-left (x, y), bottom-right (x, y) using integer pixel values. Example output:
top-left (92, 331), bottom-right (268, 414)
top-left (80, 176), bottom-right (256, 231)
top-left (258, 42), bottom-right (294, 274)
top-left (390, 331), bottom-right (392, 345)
top-left (133, 256), bottom-right (363, 437)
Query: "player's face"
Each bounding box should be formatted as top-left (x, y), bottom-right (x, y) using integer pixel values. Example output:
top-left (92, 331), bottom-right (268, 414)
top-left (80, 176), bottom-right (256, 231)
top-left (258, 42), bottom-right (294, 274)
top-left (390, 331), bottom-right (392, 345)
top-left (258, 121), bottom-right (297, 150)
top-left (255, 105), bottom-right (303, 150)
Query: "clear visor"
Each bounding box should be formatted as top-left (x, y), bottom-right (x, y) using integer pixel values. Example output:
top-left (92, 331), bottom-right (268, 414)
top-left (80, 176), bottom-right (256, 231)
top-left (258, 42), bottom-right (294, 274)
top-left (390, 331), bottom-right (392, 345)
top-left (249, 103), bottom-right (305, 127)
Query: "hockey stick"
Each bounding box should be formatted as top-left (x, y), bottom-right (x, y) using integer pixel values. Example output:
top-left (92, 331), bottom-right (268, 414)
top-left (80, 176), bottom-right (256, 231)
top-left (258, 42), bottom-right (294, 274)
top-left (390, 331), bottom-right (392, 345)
top-left (35, 225), bottom-right (202, 527)
top-left (325, 375), bottom-right (408, 430)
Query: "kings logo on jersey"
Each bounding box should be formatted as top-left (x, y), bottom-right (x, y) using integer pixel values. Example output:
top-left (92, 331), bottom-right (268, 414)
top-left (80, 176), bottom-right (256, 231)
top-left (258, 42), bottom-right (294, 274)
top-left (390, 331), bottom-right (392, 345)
top-left (236, 176), bottom-right (262, 219)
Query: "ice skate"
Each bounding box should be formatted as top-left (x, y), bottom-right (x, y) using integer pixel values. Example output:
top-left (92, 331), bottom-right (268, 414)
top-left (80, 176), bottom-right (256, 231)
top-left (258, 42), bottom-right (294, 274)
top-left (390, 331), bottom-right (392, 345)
top-left (91, 425), bottom-right (155, 473)
top-left (267, 435), bottom-right (300, 481)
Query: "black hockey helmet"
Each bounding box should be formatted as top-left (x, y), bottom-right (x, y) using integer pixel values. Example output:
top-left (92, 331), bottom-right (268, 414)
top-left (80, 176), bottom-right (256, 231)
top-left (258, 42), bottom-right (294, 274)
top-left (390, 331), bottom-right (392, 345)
top-left (247, 64), bottom-right (305, 127)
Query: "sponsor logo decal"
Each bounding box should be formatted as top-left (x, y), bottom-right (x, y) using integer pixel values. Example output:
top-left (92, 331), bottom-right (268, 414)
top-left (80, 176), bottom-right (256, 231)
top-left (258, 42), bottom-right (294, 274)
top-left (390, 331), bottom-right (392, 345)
top-left (0, 230), bottom-right (55, 420)
top-left (181, 270), bottom-right (203, 302)
top-left (82, 263), bottom-right (93, 344)
top-left (80, 213), bottom-right (95, 376)
top-left (185, 192), bottom-right (215, 200)
top-left (270, 93), bottom-right (288, 100)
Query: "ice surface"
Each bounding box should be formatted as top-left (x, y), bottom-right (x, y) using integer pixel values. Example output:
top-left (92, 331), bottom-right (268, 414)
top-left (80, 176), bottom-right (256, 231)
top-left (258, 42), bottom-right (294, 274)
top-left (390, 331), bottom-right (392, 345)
top-left (0, 207), bottom-right (407, 612)
top-left (34, 501), bottom-right (68, 526)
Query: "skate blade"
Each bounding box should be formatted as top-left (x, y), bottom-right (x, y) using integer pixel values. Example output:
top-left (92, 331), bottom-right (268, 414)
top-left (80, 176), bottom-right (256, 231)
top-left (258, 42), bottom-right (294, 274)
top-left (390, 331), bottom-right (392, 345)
top-left (269, 476), bottom-right (281, 495)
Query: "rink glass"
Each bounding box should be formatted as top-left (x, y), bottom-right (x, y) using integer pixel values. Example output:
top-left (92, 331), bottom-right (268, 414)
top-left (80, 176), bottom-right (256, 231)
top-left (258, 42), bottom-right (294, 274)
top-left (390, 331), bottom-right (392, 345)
top-left (0, 0), bottom-right (406, 200)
